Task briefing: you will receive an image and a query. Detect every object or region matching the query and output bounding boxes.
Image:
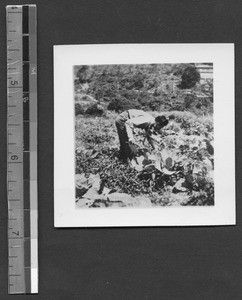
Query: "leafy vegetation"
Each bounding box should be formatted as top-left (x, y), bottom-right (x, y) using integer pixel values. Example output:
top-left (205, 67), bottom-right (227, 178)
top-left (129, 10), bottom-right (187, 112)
top-left (107, 95), bottom-right (141, 112)
top-left (74, 64), bottom-right (213, 116)
top-left (74, 64), bottom-right (214, 207)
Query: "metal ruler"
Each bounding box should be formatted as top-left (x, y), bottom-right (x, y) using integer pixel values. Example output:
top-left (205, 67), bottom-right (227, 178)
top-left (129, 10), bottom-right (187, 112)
top-left (6, 5), bottom-right (38, 294)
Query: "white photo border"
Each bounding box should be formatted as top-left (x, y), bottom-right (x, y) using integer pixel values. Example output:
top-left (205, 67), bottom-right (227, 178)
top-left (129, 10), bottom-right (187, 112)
top-left (54, 44), bottom-right (235, 227)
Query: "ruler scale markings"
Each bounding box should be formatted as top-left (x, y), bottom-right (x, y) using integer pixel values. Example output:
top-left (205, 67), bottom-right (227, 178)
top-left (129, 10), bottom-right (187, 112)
top-left (7, 5), bottom-right (24, 294)
top-left (7, 5), bottom-right (38, 295)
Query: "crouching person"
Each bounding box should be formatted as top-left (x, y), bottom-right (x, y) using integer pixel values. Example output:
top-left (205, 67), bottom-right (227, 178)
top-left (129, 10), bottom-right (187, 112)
top-left (115, 109), bottom-right (168, 163)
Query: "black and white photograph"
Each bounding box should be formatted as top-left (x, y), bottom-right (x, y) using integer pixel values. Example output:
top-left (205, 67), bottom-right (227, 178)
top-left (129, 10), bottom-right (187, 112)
top-left (54, 44), bottom-right (235, 227)
top-left (1, 1), bottom-right (242, 298)
top-left (75, 63), bottom-right (214, 208)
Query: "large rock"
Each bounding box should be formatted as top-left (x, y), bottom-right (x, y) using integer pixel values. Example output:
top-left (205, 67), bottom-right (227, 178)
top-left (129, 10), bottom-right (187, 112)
top-left (76, 174), bottom-right (90, 197)
top-left (76, 173), bottom-right (101, 198)
top-left (88, 174), bottom-right (101, 190)
top-left (76, 198), bottom-right (94, 208)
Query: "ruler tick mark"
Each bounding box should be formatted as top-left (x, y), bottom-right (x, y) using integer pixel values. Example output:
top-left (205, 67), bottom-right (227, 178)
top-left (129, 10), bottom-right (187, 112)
top-left (8, 86), bottom-right (23, 88)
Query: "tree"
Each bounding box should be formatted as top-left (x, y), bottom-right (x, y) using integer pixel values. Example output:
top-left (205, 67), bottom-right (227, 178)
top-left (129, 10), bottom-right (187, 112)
top-left (178, 66), bottom-right (200, 89)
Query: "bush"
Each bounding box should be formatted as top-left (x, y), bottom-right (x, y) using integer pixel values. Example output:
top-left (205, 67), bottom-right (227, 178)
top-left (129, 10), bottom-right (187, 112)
top-left (136, 91), bottom-right (162, 110)
top-left (178, 66), bottom-right (200, 89)
top-left (196, 102), bottom-right (202, 109)
top-left (121, 90), bottom-right (139, 101)
top-left (201, 79), bottom-right (213, 102)
top-left (91, 83), bottom-right (118, 101)
top-left (85, 103), bottom-right (104, 116)
top-left (184, 93), bottom-right (196, 109)
top-left (137, 91), bottom-right (153, 106)
top-left (76, 66), bottom-right (92, 84)
top-left (75, 102), bottom-right (85, 115)
top-left (107, 96), bottom-right (141, 112)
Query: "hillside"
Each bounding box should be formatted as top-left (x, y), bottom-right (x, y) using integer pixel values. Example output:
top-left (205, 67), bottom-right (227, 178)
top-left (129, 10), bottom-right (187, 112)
top-left (74, 63), bottom-right (213, 115)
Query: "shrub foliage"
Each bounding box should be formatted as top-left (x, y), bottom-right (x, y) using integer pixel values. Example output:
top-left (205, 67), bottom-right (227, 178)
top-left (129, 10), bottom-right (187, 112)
top-left (178, 66), bottom-right (201, 89)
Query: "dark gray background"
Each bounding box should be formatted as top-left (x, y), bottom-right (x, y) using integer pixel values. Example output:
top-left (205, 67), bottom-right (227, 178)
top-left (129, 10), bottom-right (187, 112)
top-left (0, 0), bottom-right (241, 299)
